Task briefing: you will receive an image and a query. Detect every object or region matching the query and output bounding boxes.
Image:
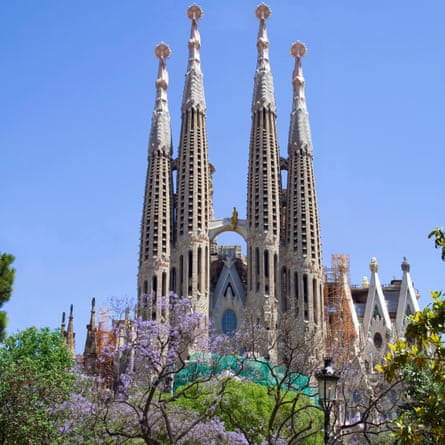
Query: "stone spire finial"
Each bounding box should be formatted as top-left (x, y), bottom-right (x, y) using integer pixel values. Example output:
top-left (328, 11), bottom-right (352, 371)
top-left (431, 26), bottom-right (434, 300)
top-left (252, 3), bottom-right (275, 112)
top-left (154, 43), bottom-right (171, 112)
top-left (395, 256), bottom-right (420, 332)
top-left (149, 42), bottom-right (172, 156)
top-left (370, 257), bottom-right (379, 273)
top-left (68, 304), bottom-right (73, 323)
top-left (66, 304), bottom-right (75, 355)
top-left (290, 41), bottom-right (307, 102)
top-left (401, 256), bottom-right (410, 272)
top-left (61, 311), bottom-right (66, 335)
top-left (84, 298), bottom-right (97, 372)
top-left (182, 4), bottom-right (206, 111)
top-left (362, 276), bottom-right (370, 288)
top-left (288, 40), bottom-right (313, 151)
top-left (187, 5), bottom-right (203, 65)
top-left (89, 297), bottom-right (96, 329)
top-left (255, 4), bottom-right (271, 65)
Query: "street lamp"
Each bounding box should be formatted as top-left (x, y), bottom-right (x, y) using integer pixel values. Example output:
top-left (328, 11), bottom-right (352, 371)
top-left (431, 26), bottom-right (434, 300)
top-left (316, 357), bottom-right (340, 444)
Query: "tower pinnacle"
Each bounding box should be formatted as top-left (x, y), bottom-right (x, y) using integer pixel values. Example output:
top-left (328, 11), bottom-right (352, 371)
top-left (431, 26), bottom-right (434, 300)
top-left (61, 311), bottom-right (66, 335)
top-left (256, 4), bottom-right (271, 64)
top-left (182, 5), bottom-right (205, 111)
top-left (154, 43), bottom-right (171, 112)
top-left (187, 5), bottom-right (202, 65)
top-left (290, 41), bottom-right (307, 103)
top-left (256, 3), bottom-right (271, 20)
top-left (252, 3), bottom-right (275, 112)
top-left (187, 4), bottom-right (203, 21)
top-left (88, 297), bottom-right (96, 331)
top-left (288, 41), bottom-right (312, 151)
top-left (84, 297), bottom-right (97, 373)
top-left (66, 304), bottom-right (75, 355)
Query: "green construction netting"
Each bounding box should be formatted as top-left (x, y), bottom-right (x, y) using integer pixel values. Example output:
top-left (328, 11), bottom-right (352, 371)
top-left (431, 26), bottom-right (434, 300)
top-left (173, 353), bottom-right (312, 395)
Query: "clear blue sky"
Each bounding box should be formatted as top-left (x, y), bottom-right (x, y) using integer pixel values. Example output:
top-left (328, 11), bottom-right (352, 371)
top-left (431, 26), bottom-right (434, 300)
top-left (2, 1), bottom-right (444, 352)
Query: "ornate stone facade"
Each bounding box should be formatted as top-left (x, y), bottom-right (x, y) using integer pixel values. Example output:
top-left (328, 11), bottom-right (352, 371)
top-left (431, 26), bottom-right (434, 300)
top-left (131, 4), bottom-right (419, 365)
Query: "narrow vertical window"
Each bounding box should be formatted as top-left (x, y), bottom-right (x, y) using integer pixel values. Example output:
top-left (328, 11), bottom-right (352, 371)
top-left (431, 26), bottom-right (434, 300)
top-left (249, 246), bottom-right (253, 291)
top-left (264, 250), bottom-right (269, 277)
top-left (162, 272), bottom-right (167, 297)
top-left (188, 250), bottom-right (193, 294)
top-left (152, 275), bottom-right (157, 298)
top-left (179, 256), bottom-right (184, 297)
top-left (197, 247), bottom-right (202, 292)
top-left (188, 250), bottom-right (193, 278)
top-left (281, 267), bottom-right (287, 312)
top-left (313, 278), bottom-right (318, 325)
top-left (170, 267), bottom-right (177, 294)
top-left (294, 272), bottom-right (299, 300)
top-left (274, 254), bottom-right (278, 292)
top-left (205, 246), bottom-right (209, 292)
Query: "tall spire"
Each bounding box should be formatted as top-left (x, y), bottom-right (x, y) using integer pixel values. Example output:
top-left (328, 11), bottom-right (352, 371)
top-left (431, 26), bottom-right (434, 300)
top-left (66, 304), bottom-right (75, 355)
top-left (90, 297), bottom-right (96, 328)
top-left (285, 42), bottom-right (321, 265)
top-left (281, 41), bottom-right (324, 364)
top-left (174, 4), bottom-right (211, 320)
top-left (246, 4), bottom-right (280, 360)
top-left (182, 5), bottom-right (206, 111)
top-left (84, 297), bottom-right (97, 373)
top-left (138, 43), bottom-right (173, 314)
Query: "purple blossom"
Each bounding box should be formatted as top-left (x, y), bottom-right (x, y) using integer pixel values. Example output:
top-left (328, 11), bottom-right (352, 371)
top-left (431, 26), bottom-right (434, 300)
top-left (178, 418), bottom-right (249, 444)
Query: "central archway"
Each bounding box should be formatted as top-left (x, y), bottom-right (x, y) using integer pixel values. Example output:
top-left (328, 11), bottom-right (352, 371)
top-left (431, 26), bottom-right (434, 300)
top-left (209, 220), bottom-right (247, 336)
top-left (209, 217), bottom-right (248, 243)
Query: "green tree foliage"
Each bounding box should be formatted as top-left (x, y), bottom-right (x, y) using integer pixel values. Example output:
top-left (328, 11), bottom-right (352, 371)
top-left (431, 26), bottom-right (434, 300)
top-left (428, 226), bottom-right (445, 261)
top-left (377, 291), bottom-right (445, 444)
top-left (0, 253), bottom-right (15, 340)
top-left (175, 378), bottom-right (322, 444)
top-left (0, 327), bottom-right (75, 445)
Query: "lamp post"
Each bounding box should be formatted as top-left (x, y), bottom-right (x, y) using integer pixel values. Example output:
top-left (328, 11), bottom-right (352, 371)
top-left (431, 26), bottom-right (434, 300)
top-left (316, 357), bottom-right (340, 444)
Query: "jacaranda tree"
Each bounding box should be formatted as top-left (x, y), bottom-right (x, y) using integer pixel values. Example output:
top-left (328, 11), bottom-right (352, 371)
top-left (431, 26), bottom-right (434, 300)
top-left (62, 295), bottom-right (247, 444)
top-left (62, 294), bottom-right (324, 444)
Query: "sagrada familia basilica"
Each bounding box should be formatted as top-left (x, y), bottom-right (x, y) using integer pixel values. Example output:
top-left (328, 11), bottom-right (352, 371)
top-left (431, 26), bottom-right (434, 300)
top-left (64, 4), bottom-right (420, 372)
